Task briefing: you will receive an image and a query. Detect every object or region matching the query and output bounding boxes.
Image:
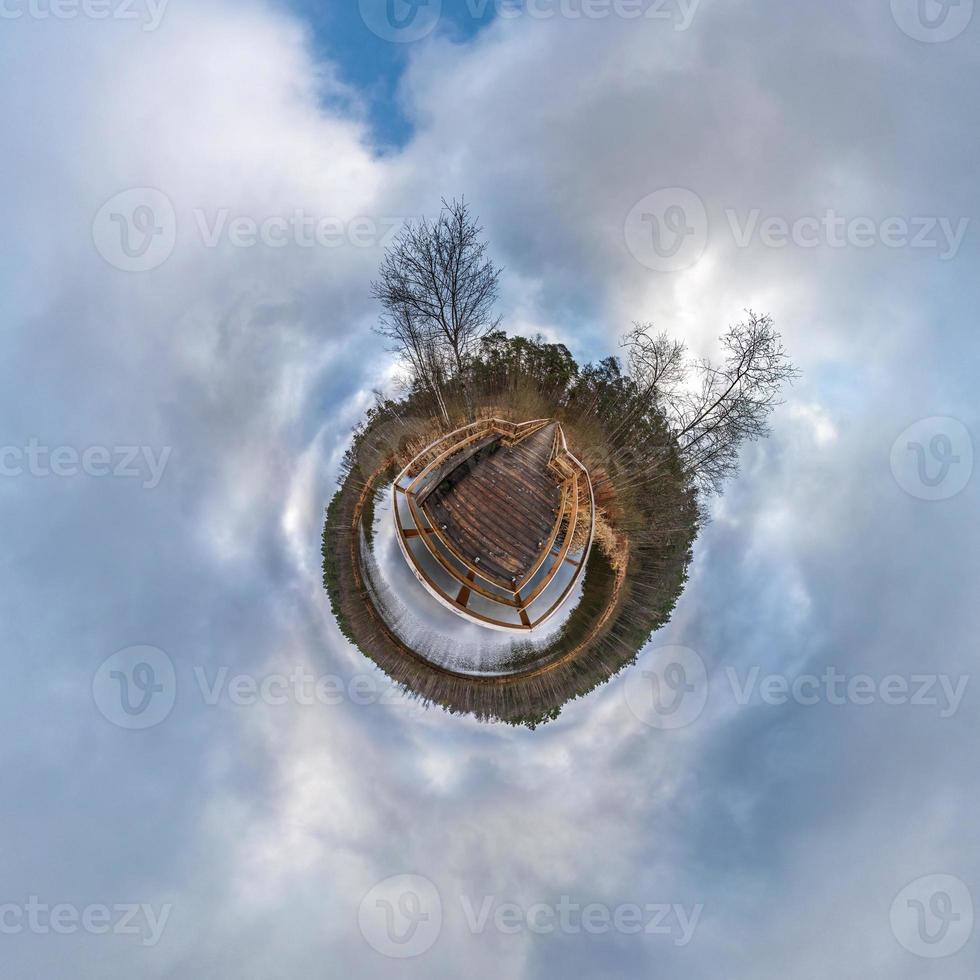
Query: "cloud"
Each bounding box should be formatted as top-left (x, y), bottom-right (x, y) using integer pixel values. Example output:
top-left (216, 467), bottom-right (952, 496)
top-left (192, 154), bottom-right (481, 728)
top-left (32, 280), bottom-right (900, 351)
top-left (1, 1), bottom-right (978, 977)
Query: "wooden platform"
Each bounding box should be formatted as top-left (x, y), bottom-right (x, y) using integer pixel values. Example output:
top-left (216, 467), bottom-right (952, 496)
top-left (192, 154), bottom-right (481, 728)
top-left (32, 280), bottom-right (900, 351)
top-left (392, 418), bottom-right (594, 632)
top-left (422, 423), bottom-right (561, 586)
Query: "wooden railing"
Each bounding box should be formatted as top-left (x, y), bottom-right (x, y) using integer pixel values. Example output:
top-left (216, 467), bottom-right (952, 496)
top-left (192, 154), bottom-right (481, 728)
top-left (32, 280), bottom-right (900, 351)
top-left (392, 418), bottom-right (595, 632)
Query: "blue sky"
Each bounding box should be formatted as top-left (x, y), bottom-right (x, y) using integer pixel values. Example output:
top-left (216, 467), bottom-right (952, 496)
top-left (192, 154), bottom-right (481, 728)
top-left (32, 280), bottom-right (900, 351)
top-left (283, 0), bottom-right (495, 144)
top-left (1, 1), bottom-right (978, 977)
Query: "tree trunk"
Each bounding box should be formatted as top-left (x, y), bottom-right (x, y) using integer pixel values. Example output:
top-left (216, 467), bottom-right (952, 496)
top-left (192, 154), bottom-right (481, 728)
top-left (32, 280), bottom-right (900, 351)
top-left (454, 350), bottom-right (475, 421)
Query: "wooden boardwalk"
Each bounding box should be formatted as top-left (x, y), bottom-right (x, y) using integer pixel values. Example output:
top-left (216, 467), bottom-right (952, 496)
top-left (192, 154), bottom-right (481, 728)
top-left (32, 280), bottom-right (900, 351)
top-left (392, 417), bottom-right (595, 632)
top-left (423, 423), bottom-right (561, 586)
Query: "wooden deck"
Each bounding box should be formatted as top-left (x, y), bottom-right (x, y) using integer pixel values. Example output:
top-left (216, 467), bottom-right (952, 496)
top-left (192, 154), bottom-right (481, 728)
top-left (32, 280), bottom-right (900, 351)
top-left (422, 423), bottom-right (562, 586)
top-left (392, 417), bottom-right (595, 632)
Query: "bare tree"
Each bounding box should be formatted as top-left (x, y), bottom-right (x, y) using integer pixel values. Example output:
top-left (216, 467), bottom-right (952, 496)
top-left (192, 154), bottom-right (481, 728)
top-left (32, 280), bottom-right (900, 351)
top-left (621, 312), bottom-right (798, 493)
top-left (623, 323), bottom-right (687, 404)
top-left (673, 312), bottom-right (798, 492)
top-left (607, 323), bottom-right (687, 444)
top-left (375, 303), bottom-right (451, 425)
top-left (372, 198), bottom-right (502, 421)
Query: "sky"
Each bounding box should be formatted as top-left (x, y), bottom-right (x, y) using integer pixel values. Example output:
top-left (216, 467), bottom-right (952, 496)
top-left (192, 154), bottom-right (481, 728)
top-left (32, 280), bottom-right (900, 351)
top-left (0, 0), bottom-right (978, 977)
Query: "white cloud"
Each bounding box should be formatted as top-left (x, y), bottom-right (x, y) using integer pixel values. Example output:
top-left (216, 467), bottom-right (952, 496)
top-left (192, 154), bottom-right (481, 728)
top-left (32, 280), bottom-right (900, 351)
top-left (1, 2), bottom-right (978, 978)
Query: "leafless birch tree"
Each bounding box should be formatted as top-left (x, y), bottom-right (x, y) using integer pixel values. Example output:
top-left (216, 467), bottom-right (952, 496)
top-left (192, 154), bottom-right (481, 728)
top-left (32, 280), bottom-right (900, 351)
top-left (372, 198), bottom-right (501, 421)
top-left (622, 312), bottom-right (798, 493)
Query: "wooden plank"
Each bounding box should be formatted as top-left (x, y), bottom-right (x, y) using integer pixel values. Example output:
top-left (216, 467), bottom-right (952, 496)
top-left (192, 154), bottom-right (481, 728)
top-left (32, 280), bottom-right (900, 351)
top-left (456, 569), bottom-right (476, 608)
top-left (390, 417), bottom-right (596, 633)
top-left (414, 432), bottom-right (500, 507)
top-left (421, 422), bottom-right (563, 583)
top-left (406, 490), bottom-right (522, 599)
